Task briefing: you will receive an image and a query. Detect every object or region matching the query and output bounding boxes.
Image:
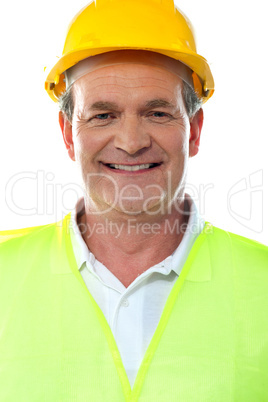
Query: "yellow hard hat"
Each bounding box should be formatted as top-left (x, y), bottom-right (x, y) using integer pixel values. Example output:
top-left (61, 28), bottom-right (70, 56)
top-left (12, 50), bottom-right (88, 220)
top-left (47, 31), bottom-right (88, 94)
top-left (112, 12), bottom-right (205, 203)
top-left (45, 0), bottom-right (214, 103)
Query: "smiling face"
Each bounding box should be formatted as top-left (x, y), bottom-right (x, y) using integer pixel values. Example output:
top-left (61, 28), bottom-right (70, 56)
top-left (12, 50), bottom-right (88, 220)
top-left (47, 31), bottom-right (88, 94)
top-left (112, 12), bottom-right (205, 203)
top-left (59, 52), bottom-right (203, 219)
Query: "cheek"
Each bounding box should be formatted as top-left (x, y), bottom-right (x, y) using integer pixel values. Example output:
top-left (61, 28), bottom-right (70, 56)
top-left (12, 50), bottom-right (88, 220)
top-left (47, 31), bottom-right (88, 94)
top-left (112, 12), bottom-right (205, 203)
top-left (71, 134), bottom-right (93, 172)
top-left (162, 131), bottom-right (189, 164)
top-left (71, 125), bottom-right (96, 164)
top-left (151, 115), bottom-right (190, 153)
top-left (181, 138), bottom-right (190, 158)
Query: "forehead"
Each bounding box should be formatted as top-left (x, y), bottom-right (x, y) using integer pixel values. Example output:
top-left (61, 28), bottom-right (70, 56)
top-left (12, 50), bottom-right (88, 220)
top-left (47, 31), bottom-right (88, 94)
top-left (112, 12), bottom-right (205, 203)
top-left (72, 62), bottom-right (184, 106)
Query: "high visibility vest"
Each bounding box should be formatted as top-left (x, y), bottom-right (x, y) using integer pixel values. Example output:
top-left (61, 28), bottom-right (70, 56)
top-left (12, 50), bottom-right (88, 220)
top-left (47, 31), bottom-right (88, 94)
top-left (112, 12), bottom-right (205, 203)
top-left (0, 214), bottom-right (268, 401)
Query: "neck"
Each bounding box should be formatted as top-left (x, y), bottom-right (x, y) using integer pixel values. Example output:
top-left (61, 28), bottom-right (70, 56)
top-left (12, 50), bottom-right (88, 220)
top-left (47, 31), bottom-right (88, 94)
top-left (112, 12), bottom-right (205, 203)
top-left (78, 198), bottom-right (190, 287)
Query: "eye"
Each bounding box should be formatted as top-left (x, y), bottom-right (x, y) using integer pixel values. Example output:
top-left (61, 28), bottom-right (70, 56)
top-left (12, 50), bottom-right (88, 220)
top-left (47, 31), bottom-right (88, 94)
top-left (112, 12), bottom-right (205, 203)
top-left (152, 112), bottom-right (169, 118)
top-left (148, 111), bottom-right (173, 122)
top-left (94, 113), bottom-right (110, 120)
top-left (89, 113), bottom-right (116, 125)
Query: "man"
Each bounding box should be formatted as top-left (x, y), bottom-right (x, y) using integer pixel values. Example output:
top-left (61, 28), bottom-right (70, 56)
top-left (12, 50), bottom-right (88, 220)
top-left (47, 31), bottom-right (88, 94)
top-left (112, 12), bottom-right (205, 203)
top-left (1, 0), bottom-right (267, 400)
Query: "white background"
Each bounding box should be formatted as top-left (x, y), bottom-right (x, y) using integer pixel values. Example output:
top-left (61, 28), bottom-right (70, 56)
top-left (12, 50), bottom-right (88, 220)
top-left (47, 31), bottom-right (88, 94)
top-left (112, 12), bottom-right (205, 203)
top-left (0, 0), bottom-right (267, 244)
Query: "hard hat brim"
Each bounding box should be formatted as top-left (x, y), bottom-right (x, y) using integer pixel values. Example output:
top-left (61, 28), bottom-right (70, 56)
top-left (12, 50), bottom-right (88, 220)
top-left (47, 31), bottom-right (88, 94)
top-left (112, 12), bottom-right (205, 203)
top-left (45, 47), bottom-right (214, 103)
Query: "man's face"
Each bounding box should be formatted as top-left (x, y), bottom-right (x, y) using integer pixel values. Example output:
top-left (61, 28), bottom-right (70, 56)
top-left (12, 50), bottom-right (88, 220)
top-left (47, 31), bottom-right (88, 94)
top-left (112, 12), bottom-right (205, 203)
top-left (60, 53), bottom-right (203, 218)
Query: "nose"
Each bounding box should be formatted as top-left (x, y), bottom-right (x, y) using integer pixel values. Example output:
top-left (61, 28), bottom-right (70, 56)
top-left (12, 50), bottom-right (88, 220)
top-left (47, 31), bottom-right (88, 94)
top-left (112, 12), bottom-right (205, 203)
top-left (113, 116), bottom-right (151, 154)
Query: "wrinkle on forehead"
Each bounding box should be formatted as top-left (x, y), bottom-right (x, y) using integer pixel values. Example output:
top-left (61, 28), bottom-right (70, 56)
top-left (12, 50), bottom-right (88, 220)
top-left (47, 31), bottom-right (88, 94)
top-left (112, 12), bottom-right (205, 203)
top-left (73, 64), bottom-right (184, 98)
top-left (73, 71), bottom-right (184, 115)
top-left (71, 56), bottom-right (187, 118)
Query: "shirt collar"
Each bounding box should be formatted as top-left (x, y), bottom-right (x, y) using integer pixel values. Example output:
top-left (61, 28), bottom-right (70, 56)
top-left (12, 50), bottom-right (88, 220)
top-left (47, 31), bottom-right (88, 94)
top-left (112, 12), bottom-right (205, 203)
top-left (69, 195), bottom-right (205, 276)
top-left (70, 197), bottom-right (93, 269)
top-left (171, 196), bottom-right (205, 276)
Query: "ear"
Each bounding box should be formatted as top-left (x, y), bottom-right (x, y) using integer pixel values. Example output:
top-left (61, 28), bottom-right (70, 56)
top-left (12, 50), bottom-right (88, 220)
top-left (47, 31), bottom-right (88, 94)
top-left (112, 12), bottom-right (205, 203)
top-left (59, 112), bottom-right (75, 161)
top-left (189, 108), bottom-right (204, 157)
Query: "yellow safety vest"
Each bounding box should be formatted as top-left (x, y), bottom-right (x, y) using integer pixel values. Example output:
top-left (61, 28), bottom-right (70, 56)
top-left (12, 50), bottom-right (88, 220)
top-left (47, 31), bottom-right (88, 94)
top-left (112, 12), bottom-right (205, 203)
top-left (0, 214), bottom-right (268, 401)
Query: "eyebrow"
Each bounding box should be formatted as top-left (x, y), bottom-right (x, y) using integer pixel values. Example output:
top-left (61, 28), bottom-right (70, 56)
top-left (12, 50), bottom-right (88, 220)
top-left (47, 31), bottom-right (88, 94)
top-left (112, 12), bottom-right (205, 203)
top-left (144, 99), bottom-right (175, 109)
top-left (89, 98), bottom-right (175, 111)
top-left (89, 101), bottom-right (119, 110)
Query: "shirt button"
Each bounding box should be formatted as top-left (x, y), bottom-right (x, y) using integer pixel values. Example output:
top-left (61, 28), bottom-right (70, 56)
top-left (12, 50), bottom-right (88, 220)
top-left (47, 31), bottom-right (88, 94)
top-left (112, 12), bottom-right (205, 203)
top-left (122, 299), bottom-right (129, 307)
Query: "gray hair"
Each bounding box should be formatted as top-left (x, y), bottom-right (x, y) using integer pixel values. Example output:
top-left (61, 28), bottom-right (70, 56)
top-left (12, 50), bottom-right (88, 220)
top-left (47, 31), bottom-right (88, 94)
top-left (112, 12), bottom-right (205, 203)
top-left (182, 81), bottom-right (202, 118)
top-left (59, 80), bottom-right (202, 122)
top-left (59, 85), bottom-right (74, 123)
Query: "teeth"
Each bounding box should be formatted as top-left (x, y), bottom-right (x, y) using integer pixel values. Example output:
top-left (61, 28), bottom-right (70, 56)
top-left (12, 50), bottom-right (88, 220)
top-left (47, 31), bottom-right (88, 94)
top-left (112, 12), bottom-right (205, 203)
top-left (108, 163), bottom-right (154, 171)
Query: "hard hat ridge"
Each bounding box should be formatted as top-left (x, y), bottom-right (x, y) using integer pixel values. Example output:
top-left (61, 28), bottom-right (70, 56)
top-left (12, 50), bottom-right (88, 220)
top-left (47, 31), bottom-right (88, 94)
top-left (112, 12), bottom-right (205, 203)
top-left (95, 0), bottom-right (176, 10)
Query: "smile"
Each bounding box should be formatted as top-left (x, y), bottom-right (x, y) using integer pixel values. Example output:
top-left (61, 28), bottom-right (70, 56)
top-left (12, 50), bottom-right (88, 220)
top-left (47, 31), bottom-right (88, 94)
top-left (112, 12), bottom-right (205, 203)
top-left (106, 163), bottom-right (160, 171)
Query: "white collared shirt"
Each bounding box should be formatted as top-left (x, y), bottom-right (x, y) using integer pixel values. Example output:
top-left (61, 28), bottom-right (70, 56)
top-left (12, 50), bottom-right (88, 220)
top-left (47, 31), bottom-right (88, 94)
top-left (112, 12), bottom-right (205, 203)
top-left (70, 197), bottom-right (204, 387)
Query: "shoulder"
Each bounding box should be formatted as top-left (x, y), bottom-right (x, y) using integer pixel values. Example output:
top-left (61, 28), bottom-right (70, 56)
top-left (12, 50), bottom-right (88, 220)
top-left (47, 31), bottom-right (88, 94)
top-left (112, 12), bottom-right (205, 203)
top-left (208, 224), bottom-right (267, 248)
top-left (0, 225), bottom-right (48, 243)
top-left (0, 223), bottom-right (54, 247)
top-left (0, 214), bottom-right (71, 254)
top-left (0, 214), bottom-right (74, 284)
top-left (204, 223), bottom-right (268, 270)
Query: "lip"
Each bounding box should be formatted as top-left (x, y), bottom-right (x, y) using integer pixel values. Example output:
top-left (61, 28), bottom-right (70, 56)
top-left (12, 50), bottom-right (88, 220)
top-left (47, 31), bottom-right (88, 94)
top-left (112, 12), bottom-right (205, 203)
top-left (100, 162), bottom-right (162, 174)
